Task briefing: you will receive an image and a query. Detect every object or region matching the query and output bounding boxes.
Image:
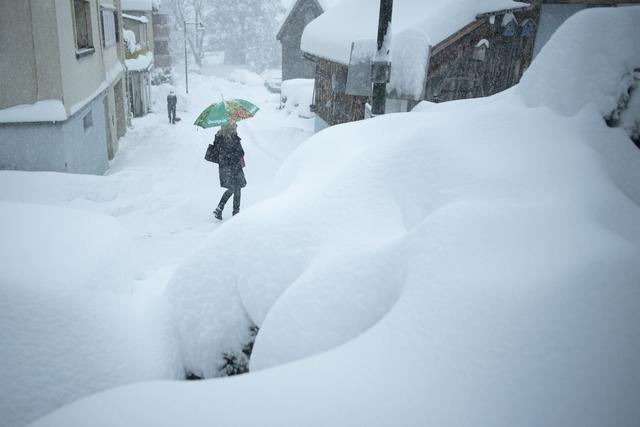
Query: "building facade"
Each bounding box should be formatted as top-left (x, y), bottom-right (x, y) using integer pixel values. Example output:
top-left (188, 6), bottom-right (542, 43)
top-left (303, 0), bottom-right (640, 131)
top-left (0, 0), bottom-right (128, 174)
top-left (277, 0), bottom-right (326, 81)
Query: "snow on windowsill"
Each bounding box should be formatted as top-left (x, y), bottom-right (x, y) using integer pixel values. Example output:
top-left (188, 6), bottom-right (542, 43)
top-left (122, 13), bottom-right (148, 24)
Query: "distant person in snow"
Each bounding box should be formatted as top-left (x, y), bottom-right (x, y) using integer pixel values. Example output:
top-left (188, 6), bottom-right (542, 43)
top-left (213, 122), bottom-right (246, 220)
top-left (167, 90), bottom-right (177, 124)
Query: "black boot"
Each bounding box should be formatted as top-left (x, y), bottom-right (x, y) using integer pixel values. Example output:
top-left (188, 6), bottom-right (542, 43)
top-left (214, 207), bottom-right (223, 220)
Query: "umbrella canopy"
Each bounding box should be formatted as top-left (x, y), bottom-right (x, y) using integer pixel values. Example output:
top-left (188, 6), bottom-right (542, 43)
top-left (194, 99), bottom-right (260, 129)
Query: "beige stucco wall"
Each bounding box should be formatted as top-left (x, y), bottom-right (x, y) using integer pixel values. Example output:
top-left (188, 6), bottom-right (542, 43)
top-left (0, 1), bottom-right (36, 109)
top-left (100, 0), bottom-right (120, 70)
top-left (0, 0), bottom-right (63, 110)
top-left (55, 0), bottom-right (107, 115)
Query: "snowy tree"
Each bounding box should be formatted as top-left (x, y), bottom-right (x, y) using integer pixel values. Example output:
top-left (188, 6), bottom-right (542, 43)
top-left (167, 0), bottom-right (209, 67)
top-left (204, 0), bottom-right (285, 71)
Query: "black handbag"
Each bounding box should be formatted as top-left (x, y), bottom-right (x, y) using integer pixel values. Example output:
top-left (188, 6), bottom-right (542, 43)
top-left (205, 142), bottom-right (219, 163)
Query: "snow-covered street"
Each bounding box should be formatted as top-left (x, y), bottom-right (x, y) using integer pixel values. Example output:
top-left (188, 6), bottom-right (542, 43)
top-left (1, 1), bottom-right (640, 427)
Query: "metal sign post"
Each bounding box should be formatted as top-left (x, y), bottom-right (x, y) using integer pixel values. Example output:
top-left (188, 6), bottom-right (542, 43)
top-left (371, 0), bottom-right (393, 115)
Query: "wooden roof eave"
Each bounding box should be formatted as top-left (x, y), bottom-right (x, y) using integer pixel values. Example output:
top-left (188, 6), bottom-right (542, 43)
top-left (432, 4), bottom-right (535, 56)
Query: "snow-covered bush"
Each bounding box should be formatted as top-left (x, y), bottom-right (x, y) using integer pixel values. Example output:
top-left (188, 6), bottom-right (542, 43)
top-left (122, 29), bottom-right (137, 54)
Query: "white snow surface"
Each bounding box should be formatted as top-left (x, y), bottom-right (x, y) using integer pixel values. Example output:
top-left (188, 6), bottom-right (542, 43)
top-left (125, 52), bottom-right (153, 72)
top-left (301, 0), bottom-right (525, 64)
top-left (122, 13), bottom-right (148, 23)
top-left (0, 203), bottom-right (182, 427)
top-left (388, 28), bottom-right (430, 100)
top-left (0, 100), bottom-right (67, 123)
top-left (518, 6), bottom-right (640, 117)
top-left (122, 29), bottom-right (137, 53)
top-left (30, 7), bottom-right (640, 427)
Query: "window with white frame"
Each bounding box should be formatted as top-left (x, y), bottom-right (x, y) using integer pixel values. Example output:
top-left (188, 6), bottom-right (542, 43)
top-left (73, 0), bottom-right (94, 51)
top-left (101, 8), bottom-right (117, 48)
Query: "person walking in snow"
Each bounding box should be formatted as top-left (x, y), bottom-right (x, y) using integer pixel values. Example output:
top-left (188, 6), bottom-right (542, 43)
top-left (213, 122), bottom-right (246, 220)
top-left (167, 90), bottom-right (177, 124)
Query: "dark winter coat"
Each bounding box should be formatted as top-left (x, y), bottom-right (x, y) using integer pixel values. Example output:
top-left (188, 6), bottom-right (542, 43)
top-left (167, 94), bottom-right (177, 109)
top-left (214, 131), bottom-right (246, 189)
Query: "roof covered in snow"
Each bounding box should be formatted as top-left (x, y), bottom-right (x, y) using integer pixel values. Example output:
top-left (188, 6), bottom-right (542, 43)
top-left (301, 0), bottom-right (528, 64)
top-left (277, 0), bottom-right (341, 40)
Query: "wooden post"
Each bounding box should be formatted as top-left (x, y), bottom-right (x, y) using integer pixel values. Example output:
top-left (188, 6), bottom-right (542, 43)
top-left (371, 0), bottom-right (393, 115)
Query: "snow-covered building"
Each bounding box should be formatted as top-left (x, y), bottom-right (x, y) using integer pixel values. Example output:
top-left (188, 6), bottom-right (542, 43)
top-left (0, 0), bottom-right (128, 174)
top-left (277, 0), bottom-right (339, 81)
top-left (301, 0), bottom-right (640, 131)
top-left (122, 14), bottom-right (152, 117)
top-left (121, 0), bottom-right (169, 117)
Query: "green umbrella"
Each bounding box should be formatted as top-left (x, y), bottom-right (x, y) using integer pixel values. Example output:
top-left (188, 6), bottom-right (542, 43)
top-left (194, 98), bottom-right (260, 129)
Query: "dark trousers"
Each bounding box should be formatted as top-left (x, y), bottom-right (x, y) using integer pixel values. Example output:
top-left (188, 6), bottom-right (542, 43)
top-left (218, 186), bottom-right (241, 214)
top-left (168, 106), bottom-right (176, 123)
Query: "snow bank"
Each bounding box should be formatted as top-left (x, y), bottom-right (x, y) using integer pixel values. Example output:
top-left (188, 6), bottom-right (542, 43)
top-left (518, 6), bottom-right (640, 117)
top-left (302, 0), bottom-right (525, 64)
top-left (0, 202), bottom-right (133, 292)
top-left (0, 202), bottom-right (181, 427)
top-left (31, 7), bottom-right (640, 427)
top-left (281, 79), bottom-right (314, 118)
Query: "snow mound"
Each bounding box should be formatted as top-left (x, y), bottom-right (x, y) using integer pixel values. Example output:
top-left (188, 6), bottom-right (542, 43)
top-left (518, 6), bottom-right (640, 117)
top-left (0, 203), bottom-right (181, 427)
top-left (0, 202), bottom-right (133, 292)
top-left (281, 79), bottom-right (315, 118)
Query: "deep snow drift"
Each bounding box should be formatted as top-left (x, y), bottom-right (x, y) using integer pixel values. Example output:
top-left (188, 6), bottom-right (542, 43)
top-left (31, 7), bottom-right (640, 427)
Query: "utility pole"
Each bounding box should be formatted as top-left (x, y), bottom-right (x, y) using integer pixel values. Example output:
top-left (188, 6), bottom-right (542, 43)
top-left (184, 21), bottom-right (188, 93)
top-left (371, 0), bottom-right (393, 115)
top-left (183, 16), bottom-right (204, 94)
